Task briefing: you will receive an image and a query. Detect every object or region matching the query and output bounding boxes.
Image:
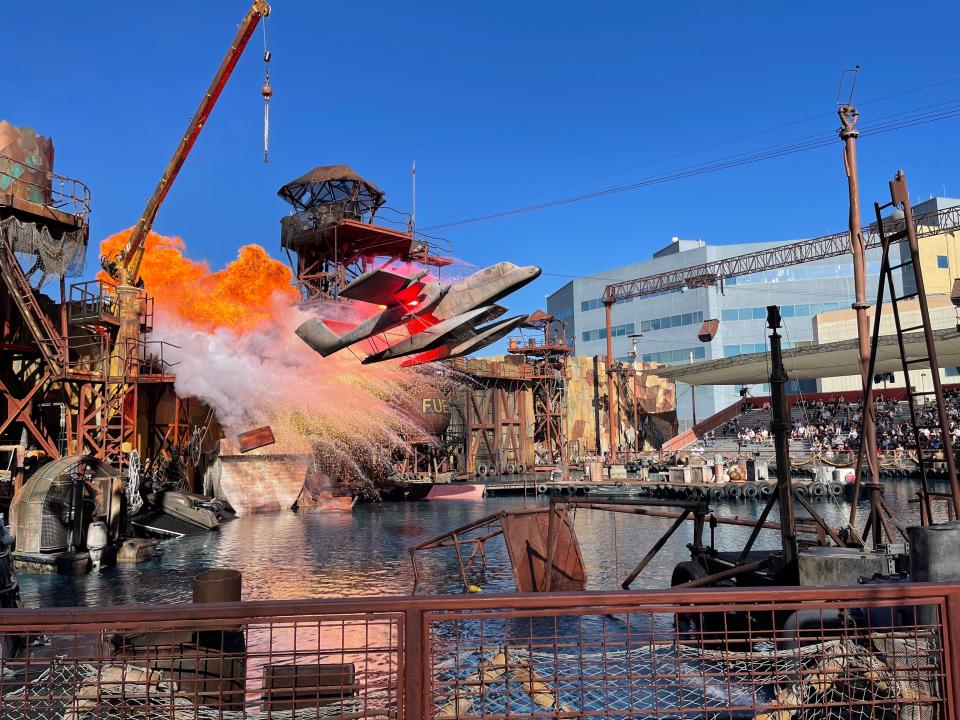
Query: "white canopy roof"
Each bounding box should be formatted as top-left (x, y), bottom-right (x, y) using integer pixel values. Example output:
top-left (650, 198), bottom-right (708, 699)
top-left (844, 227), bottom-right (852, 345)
top-left (652, 328), bottom-right (960, 386)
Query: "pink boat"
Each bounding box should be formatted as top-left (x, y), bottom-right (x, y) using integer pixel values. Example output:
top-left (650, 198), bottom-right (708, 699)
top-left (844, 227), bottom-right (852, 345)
top-left (426, 483), bottom-right (486, 501)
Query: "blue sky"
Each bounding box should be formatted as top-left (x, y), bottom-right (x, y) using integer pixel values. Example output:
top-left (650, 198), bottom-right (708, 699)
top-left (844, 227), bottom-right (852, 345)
top-left (6, 1), bottom-right (960, 319)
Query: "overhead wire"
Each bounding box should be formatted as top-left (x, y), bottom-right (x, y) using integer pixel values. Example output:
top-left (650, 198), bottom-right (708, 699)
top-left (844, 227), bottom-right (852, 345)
top-left (424, 75), bottom-right (960, 226)
top-left (423, 97), bottom-right (960, 232)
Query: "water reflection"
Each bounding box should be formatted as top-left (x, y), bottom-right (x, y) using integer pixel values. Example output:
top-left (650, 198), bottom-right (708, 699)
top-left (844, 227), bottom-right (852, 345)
top-left (16, 477), bottom-right (944, 608)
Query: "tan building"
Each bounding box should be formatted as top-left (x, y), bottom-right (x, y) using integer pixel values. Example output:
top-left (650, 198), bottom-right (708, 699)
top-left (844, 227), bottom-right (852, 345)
top-left (814, 295), bottom-right (958, 393)
top-left (811, 208), bottom-right (960, 392)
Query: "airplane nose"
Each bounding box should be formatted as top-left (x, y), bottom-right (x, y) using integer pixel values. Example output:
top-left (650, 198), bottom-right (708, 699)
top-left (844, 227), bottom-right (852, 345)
top-left (526, 266), bottom-right (542, 279)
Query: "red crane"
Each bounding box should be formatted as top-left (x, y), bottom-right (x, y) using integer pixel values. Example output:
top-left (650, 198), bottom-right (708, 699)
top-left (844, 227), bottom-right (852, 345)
top-left (104, 0), bottom-right (272, 287)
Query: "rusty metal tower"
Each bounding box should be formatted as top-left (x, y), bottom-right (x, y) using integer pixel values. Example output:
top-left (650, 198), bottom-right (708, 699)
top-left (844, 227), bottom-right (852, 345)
top-left (1, 124), bottom-right (185, 484)
top-left (276, 165), bottom-right (452, 304)
top-left (507, 310), bottom-right (571, 470)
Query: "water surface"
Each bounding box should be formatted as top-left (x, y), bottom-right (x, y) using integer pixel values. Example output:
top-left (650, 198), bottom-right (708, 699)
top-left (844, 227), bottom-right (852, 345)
top-left (16, 477), bottom-right (946, 608)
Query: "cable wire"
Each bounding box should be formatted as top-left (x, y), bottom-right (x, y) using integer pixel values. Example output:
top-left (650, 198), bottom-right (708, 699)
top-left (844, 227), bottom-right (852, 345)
top-left (423, 99), bottom-right (960, 232)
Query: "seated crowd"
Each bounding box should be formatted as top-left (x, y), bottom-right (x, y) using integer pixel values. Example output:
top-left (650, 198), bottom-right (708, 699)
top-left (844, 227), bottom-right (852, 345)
top-left (714, 390), bottom-right (960, 455)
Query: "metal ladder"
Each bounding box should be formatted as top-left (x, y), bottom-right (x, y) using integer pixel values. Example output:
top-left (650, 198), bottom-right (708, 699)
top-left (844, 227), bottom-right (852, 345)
top-left (855, 171), bottom-right (960, 531)
top-left (0, 223), bottom-right (65, 375)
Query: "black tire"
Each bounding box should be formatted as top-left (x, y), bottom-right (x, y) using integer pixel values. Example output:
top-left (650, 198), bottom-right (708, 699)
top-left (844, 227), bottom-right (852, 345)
top-left (516, 463), bottom-right (526, 474)
top-left (726, 483), bottom-right (742, 499)
top-left (828, 482), bottom-right (844, 497)
top-left (794, 484), bottom-right (808, 497)
top-left (743, 483), bottom-right (758, 499)
top-left (488, 466), bottom-right (499, 477)
top-left (760, 482), bottom-right (775, 497)
top-left (537, 483), bottom-right (548, 494)
top-left (810, 482), bottom-right (826, 498)
top-left (504, 462), bottom-right (516, 475)
top-left (710, 487), bottom-right (724, 501)
top-left (476, 463), bottom-right (488, 477)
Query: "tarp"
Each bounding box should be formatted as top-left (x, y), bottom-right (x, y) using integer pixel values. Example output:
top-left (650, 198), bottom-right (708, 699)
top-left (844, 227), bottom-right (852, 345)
top-left (651, 328), bottom-right (960, 386)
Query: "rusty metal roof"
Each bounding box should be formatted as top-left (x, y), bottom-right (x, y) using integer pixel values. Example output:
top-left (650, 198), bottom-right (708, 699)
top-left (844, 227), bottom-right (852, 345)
top-left (277, 164), bottom-right (385, 211)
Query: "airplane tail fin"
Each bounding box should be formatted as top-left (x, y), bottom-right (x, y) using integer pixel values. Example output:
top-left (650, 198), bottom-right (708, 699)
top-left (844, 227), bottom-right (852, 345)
top-left (295, 318), bottom-right (343, 357)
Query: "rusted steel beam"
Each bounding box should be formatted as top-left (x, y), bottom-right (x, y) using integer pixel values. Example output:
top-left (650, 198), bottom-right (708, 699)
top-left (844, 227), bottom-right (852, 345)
top-left (620, 509), bottom-right (690, 589)
top-left (673, 558), bottom-right (769, 588)
top-left (3, 582), bottom-right (960, 630)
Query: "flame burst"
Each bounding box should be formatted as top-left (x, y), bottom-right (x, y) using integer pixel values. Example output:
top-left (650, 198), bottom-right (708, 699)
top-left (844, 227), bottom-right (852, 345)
top-left (98, 229), bottom-right (455, 495)
top-left (100, 229), bottom-right (297, 334)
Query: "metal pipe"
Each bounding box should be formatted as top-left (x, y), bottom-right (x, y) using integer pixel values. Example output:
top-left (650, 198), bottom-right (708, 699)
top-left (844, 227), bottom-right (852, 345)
top-left (674, 559), bottom-right (769, 589)
top-left (544, 500), bottom-right (558, 592)
top-left (767, 306), bottom-right (797, 567)
top-left (621, 509), bottom-right (690, 589)
top-left (839, 104), bottom-right (882, 528)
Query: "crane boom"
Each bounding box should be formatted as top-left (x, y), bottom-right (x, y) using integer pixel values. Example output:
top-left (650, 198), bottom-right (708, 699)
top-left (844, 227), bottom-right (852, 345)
top-left (112, 0), bottom-right (271, 286)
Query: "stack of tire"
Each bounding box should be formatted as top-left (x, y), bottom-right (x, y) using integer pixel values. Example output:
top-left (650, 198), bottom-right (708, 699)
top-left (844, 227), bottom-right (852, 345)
top-left (476, 462), bottom-right (527, 477)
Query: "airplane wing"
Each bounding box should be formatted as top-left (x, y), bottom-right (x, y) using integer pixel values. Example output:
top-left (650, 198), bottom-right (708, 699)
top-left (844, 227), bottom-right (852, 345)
top-left (399, 315), bottom-right (526, 367)
top-left (340, 268), bottom-right (424, 305)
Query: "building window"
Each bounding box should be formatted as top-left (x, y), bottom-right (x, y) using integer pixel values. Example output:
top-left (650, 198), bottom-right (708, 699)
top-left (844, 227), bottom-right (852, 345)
top-left (640, 346), bottom-right (706, 365)
top-left (639, 310), bottom-right (703, 334)
top-left (938, 255), bottom-right (949, 269)
top-left (581, 323), bottom-right (635, 343)
top-left (722, 302), bottom-right (847, 322)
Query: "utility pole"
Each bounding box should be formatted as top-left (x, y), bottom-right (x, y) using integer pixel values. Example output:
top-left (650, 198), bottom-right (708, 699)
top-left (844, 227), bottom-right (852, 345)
top-left (768, 306), bottom-right (797, 567)
top-left (604, 301), bottom-right (617, 464)
top-left (839, 103), bottom-right (883, 526)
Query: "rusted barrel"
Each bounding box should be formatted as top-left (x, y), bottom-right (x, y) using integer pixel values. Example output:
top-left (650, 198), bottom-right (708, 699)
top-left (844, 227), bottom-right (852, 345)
top-left (193, 568), bottom-right (242, 604)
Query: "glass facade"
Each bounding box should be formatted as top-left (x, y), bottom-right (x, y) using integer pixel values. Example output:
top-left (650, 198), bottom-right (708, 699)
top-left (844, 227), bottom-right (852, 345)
top-left (641, 346), bottom-right (706, 364)
top-left (640, 310), bottom-right (703, 333)
top-left (582, 323), bottom-right (635, 343)
top-left (721, 302), bottom-right (848, 322)
top-left (725, 262), bottom-right (880, 286)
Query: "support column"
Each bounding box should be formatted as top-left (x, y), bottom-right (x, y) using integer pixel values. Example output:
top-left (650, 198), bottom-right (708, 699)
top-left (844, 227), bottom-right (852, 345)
top-left (839, 104), bottom-right (882, 526)
top-left (604, 301), bottom-right (617, 463)
top-left (768, 306), bottom-right (797, 568)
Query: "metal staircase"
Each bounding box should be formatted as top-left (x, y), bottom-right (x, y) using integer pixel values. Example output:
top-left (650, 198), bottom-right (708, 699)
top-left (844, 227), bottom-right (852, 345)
top-left (0, 221), bottom-right (65, 375)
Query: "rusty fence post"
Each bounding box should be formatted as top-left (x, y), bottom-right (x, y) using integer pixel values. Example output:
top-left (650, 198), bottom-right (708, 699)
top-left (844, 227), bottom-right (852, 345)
top-left (403, 607), bottom-right (428, 720)
top-left (945, 586), bottom-right (960, 716)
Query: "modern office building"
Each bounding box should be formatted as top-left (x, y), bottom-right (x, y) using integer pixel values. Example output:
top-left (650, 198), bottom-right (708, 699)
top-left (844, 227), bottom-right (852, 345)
top-left (546, 197), bottom-right (960, 425)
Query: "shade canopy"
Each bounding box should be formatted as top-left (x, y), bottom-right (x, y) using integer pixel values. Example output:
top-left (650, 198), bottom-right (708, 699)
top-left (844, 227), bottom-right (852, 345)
top-left (652, 328), bottom-right (960, 386)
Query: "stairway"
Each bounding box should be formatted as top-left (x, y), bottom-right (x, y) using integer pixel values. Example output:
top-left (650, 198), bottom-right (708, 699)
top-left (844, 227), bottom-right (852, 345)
top-left (0, 220), bottom-right (65, 375)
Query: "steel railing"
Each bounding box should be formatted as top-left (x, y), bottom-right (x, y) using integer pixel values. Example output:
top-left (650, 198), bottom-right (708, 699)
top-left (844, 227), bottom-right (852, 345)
top-left (0, 582), bottom-right (957, 718)
top-left (0, 154), bottom-right (91, 224)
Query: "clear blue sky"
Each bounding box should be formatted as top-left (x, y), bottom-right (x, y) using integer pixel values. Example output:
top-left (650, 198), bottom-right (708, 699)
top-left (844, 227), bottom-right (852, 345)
top-left (6, 1), bottom-right (960, 317)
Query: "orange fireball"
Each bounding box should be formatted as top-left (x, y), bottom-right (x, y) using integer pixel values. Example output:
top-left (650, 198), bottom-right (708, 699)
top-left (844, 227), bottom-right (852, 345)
top-left (99, 229), bottom-right (297, 334)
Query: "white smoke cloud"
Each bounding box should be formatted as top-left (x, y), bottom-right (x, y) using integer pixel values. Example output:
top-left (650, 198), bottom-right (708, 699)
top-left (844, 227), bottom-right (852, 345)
top-left (150, 296), bottom-right (454, 487)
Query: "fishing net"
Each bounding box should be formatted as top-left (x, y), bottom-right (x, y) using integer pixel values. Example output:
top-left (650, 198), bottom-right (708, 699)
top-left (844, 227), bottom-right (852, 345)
top-left (0, 634), bottom-right (942, 719)
top-left (1, 216), bottom-right (87, 286)
top-left (1, 660), bottom-right (392, 720)
top-left (432, 635), bottom-right (942, 719)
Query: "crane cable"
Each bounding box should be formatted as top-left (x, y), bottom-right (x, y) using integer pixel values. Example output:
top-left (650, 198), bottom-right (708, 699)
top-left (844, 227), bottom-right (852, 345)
top-left (261, 14), bottom-right (272, 163)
